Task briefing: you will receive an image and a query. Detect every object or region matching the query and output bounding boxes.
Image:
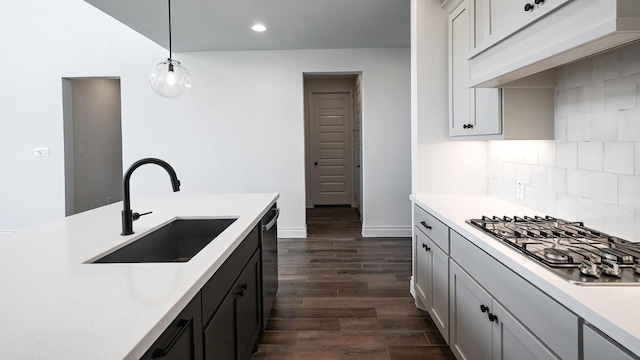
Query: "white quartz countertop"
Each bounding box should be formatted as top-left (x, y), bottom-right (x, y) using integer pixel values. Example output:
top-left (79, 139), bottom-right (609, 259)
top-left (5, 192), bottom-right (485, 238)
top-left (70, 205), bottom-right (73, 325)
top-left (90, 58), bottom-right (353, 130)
top-left (0, 193), bottom-right (278, 360)
top-left (411, 194), bottom-right (640, 357)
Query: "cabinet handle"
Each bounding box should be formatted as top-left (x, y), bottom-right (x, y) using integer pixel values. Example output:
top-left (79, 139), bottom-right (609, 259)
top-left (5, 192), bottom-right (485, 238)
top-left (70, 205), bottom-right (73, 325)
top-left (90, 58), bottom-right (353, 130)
top-left (420, 221), bottom-right (432, 230)
top-left (524, 3), bottom-right (534, 11)
top-left (422, 243), bottom-right (431, 252)
top-left (463, 123), bottom-right (474, 129)
top-left (488, 313), bottom-right (499, 323)
top-left (152, 318), bottom-right (192, 358)
top-left (480, 305), bottom-right (489, 313)
top-left (239, 283), bottom-right (248, 297)
top-left (534, 0), bottom-right (544, 4)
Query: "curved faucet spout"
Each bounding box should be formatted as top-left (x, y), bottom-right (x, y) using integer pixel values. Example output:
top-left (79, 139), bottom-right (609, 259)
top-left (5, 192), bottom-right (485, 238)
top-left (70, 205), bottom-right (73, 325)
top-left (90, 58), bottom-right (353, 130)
top-left (121, 158), bottom-right (181, 235)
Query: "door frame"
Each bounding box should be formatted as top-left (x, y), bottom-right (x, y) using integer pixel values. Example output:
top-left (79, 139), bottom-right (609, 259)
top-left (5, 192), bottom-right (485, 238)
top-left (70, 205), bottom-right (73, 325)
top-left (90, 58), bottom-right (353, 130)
top-left (303, 73), bottom-right (361, 211)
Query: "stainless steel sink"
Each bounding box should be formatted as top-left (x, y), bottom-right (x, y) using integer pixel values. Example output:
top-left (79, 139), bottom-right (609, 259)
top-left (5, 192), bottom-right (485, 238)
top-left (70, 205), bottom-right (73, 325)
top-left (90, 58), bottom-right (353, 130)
top-left (93, 218), bottom-right (236, 263)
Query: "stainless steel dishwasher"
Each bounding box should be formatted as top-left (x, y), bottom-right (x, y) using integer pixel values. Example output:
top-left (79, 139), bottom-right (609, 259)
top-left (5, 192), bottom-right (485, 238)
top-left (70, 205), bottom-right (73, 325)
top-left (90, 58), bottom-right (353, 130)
top-left (261, 205), bottom-right (279, 329)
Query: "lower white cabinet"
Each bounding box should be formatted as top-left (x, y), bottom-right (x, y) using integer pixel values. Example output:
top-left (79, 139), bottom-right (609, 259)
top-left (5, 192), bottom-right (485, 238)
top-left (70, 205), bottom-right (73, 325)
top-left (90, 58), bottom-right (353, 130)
top-left (450, 261), bottom-right (558, 360)
top-left (583, 324), bottom-right (638, 360)
top-left (415, 227), bottom-right (450, 342)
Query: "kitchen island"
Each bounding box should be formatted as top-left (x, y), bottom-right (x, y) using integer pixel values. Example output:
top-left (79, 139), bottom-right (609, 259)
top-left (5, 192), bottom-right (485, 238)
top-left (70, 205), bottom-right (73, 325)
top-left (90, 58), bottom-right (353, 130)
top-left (411, 194), bottom-right (640, 359)
top-left (0, 193), bottom-right (278, 359)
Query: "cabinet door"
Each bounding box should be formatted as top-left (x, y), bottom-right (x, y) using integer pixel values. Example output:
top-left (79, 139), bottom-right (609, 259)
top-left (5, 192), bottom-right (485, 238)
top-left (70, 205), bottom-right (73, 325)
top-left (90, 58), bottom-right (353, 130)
top-left (583, 324), bottom-right (637, 360)
top-left (414, 229), bottom-right (432, 307)
top-left (491, 301), bottom-right (558, 360)
top-left (449, 0), bottom-right (501, 138)
top-left (142, 294), bottom-right (203, 360)
top-left (236, 252), bottom-right (262, 360)
top-left (430, 242), bottom-right (450, 343)
top-left (449, 1), bottom-right (471, 137)
top-left (449, 261), bottom-right (492, 360)
top-left (204, 294), bottom-right (238, 360)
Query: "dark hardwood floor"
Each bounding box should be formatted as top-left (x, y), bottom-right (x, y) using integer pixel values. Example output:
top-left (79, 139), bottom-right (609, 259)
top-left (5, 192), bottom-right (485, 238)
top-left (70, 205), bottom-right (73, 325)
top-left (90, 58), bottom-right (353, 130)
top-left (251, 206), bottom-right (455, 360)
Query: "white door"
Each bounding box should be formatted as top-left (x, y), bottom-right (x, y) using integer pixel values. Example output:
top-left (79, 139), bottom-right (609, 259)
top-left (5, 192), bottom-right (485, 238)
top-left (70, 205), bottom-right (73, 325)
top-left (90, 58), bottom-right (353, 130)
top-left (309, 92), bottom-right (353, 205)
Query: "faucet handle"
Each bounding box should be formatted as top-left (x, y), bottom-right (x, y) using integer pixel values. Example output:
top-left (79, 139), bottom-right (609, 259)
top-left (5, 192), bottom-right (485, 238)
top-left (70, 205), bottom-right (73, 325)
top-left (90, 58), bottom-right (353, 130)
top-left (132, 211), bottom-right (153, 221)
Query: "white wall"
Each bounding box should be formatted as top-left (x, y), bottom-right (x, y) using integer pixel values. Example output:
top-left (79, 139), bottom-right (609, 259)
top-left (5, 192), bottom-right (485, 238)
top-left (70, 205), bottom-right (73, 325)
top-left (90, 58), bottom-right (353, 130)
top-left (411, 0), bottom-right (487, 196)
top-left (0, 0), bottom-right (411, 236)
top-left (487, 41), bottom-right (640, 241)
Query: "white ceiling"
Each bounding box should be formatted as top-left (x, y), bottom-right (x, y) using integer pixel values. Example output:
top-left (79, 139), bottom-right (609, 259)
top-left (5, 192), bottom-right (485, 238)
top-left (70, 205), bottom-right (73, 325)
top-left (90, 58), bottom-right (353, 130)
top-left (84, 0), bottom-right (410, 52)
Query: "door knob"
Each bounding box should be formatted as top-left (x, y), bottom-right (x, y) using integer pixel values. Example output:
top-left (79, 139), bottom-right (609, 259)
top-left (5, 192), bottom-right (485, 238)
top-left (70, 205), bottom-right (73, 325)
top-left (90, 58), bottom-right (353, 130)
top-left (314, 162), bottom-right (318, 166)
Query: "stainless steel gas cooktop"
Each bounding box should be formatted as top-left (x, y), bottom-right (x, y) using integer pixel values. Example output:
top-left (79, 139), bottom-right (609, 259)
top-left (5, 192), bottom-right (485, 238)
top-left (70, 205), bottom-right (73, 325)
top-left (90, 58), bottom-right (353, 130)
top-left (466, 215), bottom-right (640, 286)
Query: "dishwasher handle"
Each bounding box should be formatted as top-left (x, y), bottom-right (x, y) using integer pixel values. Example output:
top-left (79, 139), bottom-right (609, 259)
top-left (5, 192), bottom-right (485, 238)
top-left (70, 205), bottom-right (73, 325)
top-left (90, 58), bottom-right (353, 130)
top-left (263, 208), bottom-right (280, 232)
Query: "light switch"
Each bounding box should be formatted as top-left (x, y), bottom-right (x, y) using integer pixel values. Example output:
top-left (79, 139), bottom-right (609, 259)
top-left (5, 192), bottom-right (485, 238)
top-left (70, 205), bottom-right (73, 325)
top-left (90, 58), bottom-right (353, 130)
top-left (34, 148), bottom-right (50, 157)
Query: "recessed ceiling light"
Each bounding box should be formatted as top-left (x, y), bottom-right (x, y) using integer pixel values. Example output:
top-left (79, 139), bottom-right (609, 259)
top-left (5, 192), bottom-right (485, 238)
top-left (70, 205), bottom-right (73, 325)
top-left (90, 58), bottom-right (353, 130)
top-left (251, 24), bottom-right (267, 32)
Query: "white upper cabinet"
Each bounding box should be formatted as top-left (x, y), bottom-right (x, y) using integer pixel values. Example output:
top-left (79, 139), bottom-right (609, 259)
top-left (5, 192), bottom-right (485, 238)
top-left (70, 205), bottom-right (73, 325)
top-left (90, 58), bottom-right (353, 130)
top-left (469, 0), bottom-right (640, 87)
top-left (447, 0), bottom-right (554, 140)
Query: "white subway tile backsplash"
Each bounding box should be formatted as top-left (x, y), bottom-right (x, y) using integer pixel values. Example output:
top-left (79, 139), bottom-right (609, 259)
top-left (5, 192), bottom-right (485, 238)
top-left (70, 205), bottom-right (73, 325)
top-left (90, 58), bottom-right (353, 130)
top-left (555, 116), bottom-right (567, 142)
top-left (577, 198), bottom-right (605, 231)
top-left (556, 194), bottom-right (578, 220)
top-left (486, 43), bottom-right (640, 236)
top-left (589, 111), bottom-right (618, 141)
top-left (579, 82), bottom-right (605, 114)
top-left (557, 88), bottom-right (579, 116)
top-left (567, 114), bottom-right (590, 141)
top-left (619, 175), bottom-right (640, 209)
top-left (603, 205), bottom-right (635, 239)
top-left (503, 162), bottom-right (517, 182)
top-left (567, 168), bottom-right (590, 198)
top-left (547, 167), bottom-right (567, 193)
top-left (530, 165), bottom-right (549, 190)
top-left (516, 164), bottom-right (531, 184)
top-left (568, 58), bottom-right (593, 88)
top-left (593, 49), bottom-right (621, 83)
top-left (537, 190), bottom-right (557, 215)
top-left (537, 141), bottom-right (556, 166)
top-left (621, 42), bottom-right (640, 77)
top-left (618, 108), bottom-right (640, 141)
top-left (605, 75), bottom-right (637, 110)
top-left (522, 141), bottom-right (538, 164)
top-left (589, 172), bottom-right (618, 204)
top-left (577, 142), bottom-right (603, 171)
top-left (603, 142), bottom-right (634, 175)
top-left (556, 142), bottom-right (577, 169)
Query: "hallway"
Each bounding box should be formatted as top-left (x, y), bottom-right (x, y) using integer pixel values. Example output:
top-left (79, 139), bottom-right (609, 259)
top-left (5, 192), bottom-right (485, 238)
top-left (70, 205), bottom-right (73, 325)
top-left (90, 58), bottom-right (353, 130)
top-left (251, 206), bottom-right (455, 359)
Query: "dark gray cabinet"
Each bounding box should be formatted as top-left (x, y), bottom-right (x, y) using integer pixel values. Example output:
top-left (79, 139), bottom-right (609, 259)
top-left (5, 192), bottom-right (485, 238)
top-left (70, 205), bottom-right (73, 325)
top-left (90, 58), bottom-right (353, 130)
top-left (204, 252), bottom-right (261, 360)
top-left (140, 294), bottom-right (203, 360)
top-left (142, 223), bottom-right (265, 360)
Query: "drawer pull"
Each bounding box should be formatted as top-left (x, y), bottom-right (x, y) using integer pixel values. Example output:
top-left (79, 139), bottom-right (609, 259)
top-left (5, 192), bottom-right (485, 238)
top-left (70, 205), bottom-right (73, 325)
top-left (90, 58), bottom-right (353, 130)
top-left (152, 318), bottom-right (192, 358)
top-left (488, 313), bottom-right (499, 323)
top-left (420, 221), bottom-right (432, 230)
top-left (480, 305), bottom-right (489, 313)
top-left (239, 283), bottom-right (248, 297)
top-left (524, 3), bottom-right (534, 11)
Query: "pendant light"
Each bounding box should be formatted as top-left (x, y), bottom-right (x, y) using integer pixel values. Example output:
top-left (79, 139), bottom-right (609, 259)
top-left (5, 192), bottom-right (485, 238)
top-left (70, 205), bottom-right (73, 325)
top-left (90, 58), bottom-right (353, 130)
top-left (149, 0), bottom-right (191, 98)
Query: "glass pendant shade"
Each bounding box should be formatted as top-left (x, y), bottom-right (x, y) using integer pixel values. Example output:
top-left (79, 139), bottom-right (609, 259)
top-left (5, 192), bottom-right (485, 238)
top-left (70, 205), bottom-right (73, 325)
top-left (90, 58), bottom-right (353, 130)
top-left (150, 59), bottom-right (191, 99)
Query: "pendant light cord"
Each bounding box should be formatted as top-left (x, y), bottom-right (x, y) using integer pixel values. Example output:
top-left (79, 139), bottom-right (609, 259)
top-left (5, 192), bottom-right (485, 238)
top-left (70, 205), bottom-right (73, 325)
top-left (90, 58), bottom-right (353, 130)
top-left (168, 0), bottom-right (173, 60)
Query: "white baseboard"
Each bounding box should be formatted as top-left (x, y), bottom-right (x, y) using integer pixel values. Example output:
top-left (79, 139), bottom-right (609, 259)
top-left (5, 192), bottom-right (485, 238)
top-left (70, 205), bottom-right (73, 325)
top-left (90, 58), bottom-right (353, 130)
top-left (361, 226), bottom-right (412, 237)
top-left (277, 227), bottom-right (307, 238)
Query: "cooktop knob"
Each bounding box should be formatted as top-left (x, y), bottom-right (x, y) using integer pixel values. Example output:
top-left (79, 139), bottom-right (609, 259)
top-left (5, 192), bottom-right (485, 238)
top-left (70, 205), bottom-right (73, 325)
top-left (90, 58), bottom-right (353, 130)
top-left (600, 259), bottom-right (622, 278)
top-left (579, 260), bottom-right (600, 278)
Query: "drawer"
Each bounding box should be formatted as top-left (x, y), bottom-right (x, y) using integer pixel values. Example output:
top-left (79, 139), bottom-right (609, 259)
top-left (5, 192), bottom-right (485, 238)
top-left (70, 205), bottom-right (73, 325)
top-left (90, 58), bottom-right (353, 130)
top-left (201, 225), bottom-right (259, 325)
top-left (414, 204), bottom-right (449, 254)
top-left (450, 230), bottom-right (578, 360)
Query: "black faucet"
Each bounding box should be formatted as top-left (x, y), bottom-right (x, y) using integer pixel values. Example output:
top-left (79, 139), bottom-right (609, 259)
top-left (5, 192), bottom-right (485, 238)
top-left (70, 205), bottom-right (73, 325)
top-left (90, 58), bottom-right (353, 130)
top-left (121, 158), bottom-right (181, 235)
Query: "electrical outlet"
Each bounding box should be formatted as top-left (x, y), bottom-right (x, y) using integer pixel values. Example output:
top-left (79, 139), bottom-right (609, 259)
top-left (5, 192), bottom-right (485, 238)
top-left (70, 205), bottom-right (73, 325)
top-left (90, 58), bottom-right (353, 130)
top-left (516, 180), bottom-right (524, 199)
top-left (34, 147), bottom-right (50, 157)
